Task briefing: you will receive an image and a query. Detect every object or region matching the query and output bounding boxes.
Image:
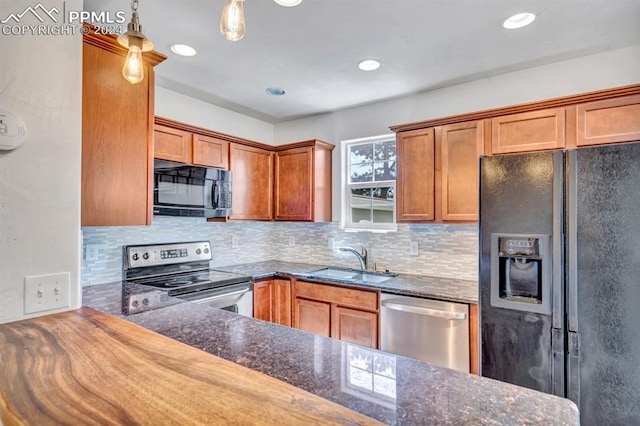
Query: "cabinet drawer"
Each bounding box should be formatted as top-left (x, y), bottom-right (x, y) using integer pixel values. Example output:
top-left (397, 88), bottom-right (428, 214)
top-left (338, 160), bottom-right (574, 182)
top-left (295, 281), bottom-right (378, 311)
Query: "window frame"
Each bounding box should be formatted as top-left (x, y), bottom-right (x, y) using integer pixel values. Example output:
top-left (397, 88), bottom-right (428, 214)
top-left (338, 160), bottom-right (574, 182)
top-left (340, 134), bottom-right (397, 232)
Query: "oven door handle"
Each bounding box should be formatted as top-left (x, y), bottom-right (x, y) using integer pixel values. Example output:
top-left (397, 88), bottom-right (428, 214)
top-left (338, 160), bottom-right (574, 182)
top-left (189, 288), bottom-right (250, 304)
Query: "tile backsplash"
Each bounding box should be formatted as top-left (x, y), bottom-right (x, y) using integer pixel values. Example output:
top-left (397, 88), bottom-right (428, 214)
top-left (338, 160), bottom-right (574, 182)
top-left (81, 217), bottom-right (478, 286)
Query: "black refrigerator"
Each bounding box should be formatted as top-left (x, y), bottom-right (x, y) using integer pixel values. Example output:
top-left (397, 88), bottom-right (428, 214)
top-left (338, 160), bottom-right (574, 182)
top-left (479, 143), bottom-right (640, 425)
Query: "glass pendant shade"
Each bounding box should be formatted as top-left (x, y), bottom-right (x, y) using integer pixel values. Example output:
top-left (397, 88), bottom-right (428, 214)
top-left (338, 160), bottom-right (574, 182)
top-left (220, 0), bottom-right (246, 41)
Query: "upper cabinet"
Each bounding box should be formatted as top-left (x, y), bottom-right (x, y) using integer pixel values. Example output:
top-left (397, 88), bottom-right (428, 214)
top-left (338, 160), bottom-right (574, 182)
top-left (576, 94), bottom-right (640, 146)
top-left (491, 108), bottom-right (565, 154)
top-left (153, 119), bottom-right (229, 169)
top-left (396, 128), bottom-right (436, 222)
top-left (229, 144), bottom-right (274, 221)
top-left (274, 141), bottom-right (334, 222)
top-left (396, 121), bottom-right (484, 223)
top-left (82, 26), bottom-right (166, 226)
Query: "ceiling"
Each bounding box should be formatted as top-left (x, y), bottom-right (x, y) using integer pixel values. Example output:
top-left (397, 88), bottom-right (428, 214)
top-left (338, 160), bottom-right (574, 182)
top-left (85, 0), bottom-right (640, 123)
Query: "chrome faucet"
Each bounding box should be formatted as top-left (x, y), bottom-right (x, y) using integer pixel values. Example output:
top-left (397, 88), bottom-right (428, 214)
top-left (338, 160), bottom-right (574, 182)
top-left (338, 245), bottom-right (368, 270)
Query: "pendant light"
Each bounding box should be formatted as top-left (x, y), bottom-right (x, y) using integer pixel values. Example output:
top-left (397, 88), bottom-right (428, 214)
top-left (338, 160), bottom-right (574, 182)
top-left (117, 0), bottom-right (154, 84)
top-left (220, 0), bottom-right (246, 41)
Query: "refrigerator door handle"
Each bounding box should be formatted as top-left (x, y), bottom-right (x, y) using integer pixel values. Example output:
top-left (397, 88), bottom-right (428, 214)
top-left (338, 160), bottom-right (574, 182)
top-left (567, 331), bottom-right (581, 405)
top-left (566, 150), bottom-right (579, 332)
top-left (551, 327), bottom-right (565, 397)
top-left (552, 151), bottom-right (564, 331)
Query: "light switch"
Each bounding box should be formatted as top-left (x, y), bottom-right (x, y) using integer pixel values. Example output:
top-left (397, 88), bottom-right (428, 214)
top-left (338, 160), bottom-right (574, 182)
top-left (24, 272), bottom-right (71, 314)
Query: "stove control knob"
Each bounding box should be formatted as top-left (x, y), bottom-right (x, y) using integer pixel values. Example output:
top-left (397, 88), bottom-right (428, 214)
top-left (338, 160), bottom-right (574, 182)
top-left (132, 253), bottom-right (139, 261)
top-left (142, 298), bottom-right (150, 306)
top-left (131, 299), bottom-right (139, 308)
top-left (143, 252), bottom-right (149, 260)
top-left (204, 247), bottom-right (210, 254)
top-left (196, 248), bottom-right (202, 255)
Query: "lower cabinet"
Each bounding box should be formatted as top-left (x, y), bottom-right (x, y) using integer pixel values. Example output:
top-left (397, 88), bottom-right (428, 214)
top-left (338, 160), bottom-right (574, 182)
top-left (293, 280), bottom-right (379, 349)
top-left (253, 279), bottom-right (291, 327)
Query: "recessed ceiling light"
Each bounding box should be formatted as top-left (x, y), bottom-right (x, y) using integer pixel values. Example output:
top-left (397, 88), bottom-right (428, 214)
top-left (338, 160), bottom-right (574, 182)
top-left (274, 0), bottom-right (303, 6)
top-left (266, 87), bottom-right (286, 96)
top-left (502, 12), bottom-right (536, 29)
top-left (358, 59), bottom-right (381, 71)
top-left (169, 43), bottom-right (197, 57)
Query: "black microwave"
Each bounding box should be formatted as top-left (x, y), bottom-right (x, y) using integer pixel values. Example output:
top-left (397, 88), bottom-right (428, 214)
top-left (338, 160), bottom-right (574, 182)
top-left (153, 160), bottom-right (232, 218)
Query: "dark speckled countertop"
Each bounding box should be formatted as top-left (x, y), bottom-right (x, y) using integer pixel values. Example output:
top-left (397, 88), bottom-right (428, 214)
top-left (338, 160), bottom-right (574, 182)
top-left (83, 279), bottom-right (578, 425)
top-left (213, 261), bottom-right (479, 304)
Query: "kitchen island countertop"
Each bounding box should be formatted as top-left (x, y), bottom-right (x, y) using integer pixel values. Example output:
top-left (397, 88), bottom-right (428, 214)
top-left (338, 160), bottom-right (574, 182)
top-left (81, 280), bottom-right (579, 425)
top-left (213, 260), bottom-right (479, 304)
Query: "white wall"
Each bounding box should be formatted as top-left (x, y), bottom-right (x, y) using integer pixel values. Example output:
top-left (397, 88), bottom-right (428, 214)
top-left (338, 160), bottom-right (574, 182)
top-left (273, 44), bottom-right (640, 220)
top-left (0, 0), bottom-right (82, 323)
top-left (155, 86), bottom-right (274, 144)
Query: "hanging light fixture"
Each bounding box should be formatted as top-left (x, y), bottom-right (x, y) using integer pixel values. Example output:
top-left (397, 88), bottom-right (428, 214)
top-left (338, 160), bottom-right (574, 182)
top-left (117, 0), bottom-right (154, 84)
top-left (220, 0), bottom-right (246, 41)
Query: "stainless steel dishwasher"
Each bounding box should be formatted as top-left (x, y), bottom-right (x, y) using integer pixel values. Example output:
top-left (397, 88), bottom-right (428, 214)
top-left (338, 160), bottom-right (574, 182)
top-left (380, 293), bottom-right (470, 373)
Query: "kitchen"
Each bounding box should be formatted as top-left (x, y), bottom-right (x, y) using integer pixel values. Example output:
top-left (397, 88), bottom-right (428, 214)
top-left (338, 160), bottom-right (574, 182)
top-left (1, 0), bottom-right (639, 424)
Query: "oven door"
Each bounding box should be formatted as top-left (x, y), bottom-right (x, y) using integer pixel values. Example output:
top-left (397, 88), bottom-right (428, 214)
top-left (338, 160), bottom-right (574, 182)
top-left (176, 282), bottom-right (253, 317)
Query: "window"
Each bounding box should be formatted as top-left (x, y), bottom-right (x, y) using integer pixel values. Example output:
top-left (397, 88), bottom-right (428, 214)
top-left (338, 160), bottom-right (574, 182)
top-left (341, 134), bottom-right (397, 231)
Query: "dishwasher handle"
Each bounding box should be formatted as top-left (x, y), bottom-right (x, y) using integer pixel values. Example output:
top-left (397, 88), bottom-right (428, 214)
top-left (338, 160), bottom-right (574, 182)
top-left (381, 299), bottom-right (468, 320)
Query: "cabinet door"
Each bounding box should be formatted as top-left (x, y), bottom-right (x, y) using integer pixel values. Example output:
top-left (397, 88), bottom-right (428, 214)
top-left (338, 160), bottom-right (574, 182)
top-left (274, 279), bottom-right (292, 327)
top-left (154, 124), bottom-right (192, 163)
top-left (440, 121), bottom-right (484, 221)
top-left (229, 144), bottom-right (274, 220)
top-left (294, 298), bottom-right (331, 337)
top-left (396, 128), bottom-right (435, 222)
top-left (576, 94), bottom-right (640, 146)
top-left (82, 42), bottom-right (153, 226)
top-left (274, 147), bottom-right (313, 221)
top-left (193, 134), bottom-right (229, 169)
top-left (333, 306), bottom-right (378, 349)
top-left (491, 108), bottom-right (565, 154)
top-left (253, 281), bottom-right (274, 322)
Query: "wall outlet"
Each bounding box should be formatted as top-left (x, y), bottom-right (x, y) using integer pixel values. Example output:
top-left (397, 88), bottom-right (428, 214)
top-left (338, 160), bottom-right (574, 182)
top-left (85, 244), bottom-right (100, 261)
top-left (232, 235), bottom-right (239, 248)
top-left (24, 272), bottom-right (71, 314)
top-left (409, 241), bottom-right (419, 256)
top-left (288, 236), bottom-right (296, 246)
top-left (328, 237), bottom-right (335, 249)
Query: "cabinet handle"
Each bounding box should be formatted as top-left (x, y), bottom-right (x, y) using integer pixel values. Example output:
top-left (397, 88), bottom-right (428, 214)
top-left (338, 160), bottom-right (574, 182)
top-left (381, 299), bottom-right (467, 320)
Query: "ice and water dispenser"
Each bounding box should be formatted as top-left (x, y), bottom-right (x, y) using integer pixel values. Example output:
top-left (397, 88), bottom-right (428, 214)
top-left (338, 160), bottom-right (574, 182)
top-left (490, 234), bottom-right (552, 315)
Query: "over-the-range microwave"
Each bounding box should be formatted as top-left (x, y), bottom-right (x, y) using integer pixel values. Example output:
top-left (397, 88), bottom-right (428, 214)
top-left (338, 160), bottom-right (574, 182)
top-left (153, 160), bottom-right (232, 218)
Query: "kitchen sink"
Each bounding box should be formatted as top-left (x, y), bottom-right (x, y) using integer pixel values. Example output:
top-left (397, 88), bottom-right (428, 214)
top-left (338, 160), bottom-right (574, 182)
top-left (305, 267), bottom-right (398, 284)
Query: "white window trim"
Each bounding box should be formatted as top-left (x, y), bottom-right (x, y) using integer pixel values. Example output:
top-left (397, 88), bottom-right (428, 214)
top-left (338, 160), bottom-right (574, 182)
top-left (340, 133), bottom-right (397, 232)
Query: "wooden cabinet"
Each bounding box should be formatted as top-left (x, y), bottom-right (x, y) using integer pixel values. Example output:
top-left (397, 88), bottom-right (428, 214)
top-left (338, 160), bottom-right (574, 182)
top-left (274, 141), bottom-right (334, 222)
top-left (491, 108), bottom-right (565, 154)
top-left (293, 280), bottom-right (379, 349)
top-left (438, 121), bottom-right (485, 221)
top-left (469, 304), bottom-right (479, 375)
top-left (81, 26), bottom-right (166, 226)
top-left (396, 122), bottom-right (483, 223)
top-left (253, 279), bottom-right (292, 326)
top-left (193, 134), bottom-right (229, 168)
top-left (396, 128), bottom-right (436, 222)
top-left (576, 94), bottom-right (640, 146)
top-left (230, 144), bottom-right (274, 220)
top-left (154, 124), bottom-right (192, 163)
top-left (153, 120), bottom-right (229, 169)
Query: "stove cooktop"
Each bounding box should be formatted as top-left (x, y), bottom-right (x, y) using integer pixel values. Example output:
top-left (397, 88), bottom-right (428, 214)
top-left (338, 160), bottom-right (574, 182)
top-left (132, 270), bottom-right (252, 295)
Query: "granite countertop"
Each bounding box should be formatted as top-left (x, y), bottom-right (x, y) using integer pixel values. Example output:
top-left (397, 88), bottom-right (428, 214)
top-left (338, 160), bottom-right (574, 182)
top-left (83, 281), bottom-right (579, 425)
top-left (213, 260), bottom-right (479, 304)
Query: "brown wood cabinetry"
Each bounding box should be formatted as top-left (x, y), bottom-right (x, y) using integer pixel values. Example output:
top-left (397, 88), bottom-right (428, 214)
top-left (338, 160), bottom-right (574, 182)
top-left (438, 121), bottom-right (485, 221)
top-left (396, 128), bottom-right (436, 222)
top-left (293, 280), bottom-right (379, 349)
top-left (491, 108), bottom-right (565, 154)
top-left (396, 122), bottom-right (484, 223)
top-left (253, 279), bottom-right (292, 326)
top-left (154, 124), bottom-right (192, 164)
top-left (274, 141), bottom-right (334, 222)
top-left (82, 26), bottom-right (166, 226)
top-left (230, 144), bottom-right (274, 220)
top-left (469, 304), bottom-right (479, 375)
top-left (193, 134), bottom-right (229, 168)
top-left (576, 94), bottom-right (640, 146)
